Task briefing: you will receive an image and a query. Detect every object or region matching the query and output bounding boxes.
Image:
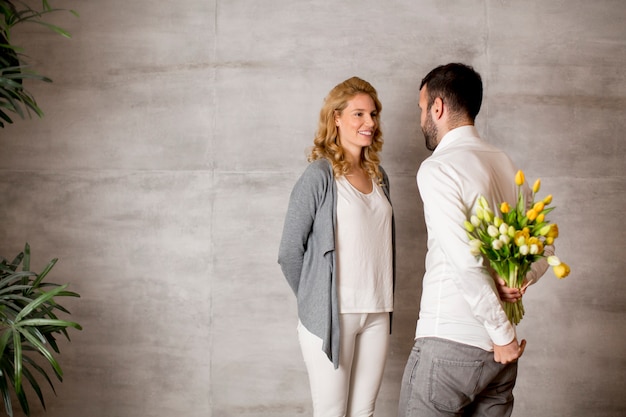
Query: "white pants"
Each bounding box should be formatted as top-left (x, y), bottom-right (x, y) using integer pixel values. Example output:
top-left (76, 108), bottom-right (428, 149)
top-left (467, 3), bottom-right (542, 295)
top-left (297, 313), bottom-right (390, 417)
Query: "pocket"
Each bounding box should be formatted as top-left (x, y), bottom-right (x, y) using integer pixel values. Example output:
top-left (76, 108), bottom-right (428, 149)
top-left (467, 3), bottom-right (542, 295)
top-left (406, 344), bottom-right (422, 385)
top-left (429, 358), bottom-right (484, 412)
top-left (495, 361), bottom-right (518, 394)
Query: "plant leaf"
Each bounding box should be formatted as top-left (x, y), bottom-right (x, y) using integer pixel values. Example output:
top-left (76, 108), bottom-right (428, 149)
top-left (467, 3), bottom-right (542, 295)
top-left (17, 319), bottom-right (82, 330)
top-left (31, 258), bottom-right (58, 288)
top-left (16, 328), bottom-right (63, 380)
top-left (20, 363), bottom-right (46, 411)
top-left (12, 330), bottom-right (22, 394)
top-left (15, 285), bottom-right (68, 322)
top-left (0, 371), bottom-right (14, 417)
top-left (0, 330), bottom-right (12, 361)
top-left (23, 244), bottom-right (30, 272)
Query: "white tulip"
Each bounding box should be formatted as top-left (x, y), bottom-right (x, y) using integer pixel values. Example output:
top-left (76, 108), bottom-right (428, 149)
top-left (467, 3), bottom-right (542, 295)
top-left (547, 255), bottom-right (561, 266)
top-left (469, 239), bottom-right (483, 256)
top-left (519, 245), bottom-right (529, 255)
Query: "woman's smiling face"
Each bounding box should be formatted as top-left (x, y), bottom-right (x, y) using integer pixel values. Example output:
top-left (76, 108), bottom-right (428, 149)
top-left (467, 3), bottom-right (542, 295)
top-left (334, 93), bottom-right (378, 155)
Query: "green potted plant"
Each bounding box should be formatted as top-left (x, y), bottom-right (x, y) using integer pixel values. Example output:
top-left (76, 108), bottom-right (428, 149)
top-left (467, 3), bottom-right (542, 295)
top-left (1, 2), bottom-right (81, 416)
top-left (1, 0), bottom-right (78, 127)
top-left (0, 244), bottom-right (81, 417)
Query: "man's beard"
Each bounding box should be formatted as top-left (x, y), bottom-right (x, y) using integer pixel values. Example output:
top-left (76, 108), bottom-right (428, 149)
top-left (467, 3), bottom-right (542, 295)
top-left (422, 112), bottom-right (438, 151)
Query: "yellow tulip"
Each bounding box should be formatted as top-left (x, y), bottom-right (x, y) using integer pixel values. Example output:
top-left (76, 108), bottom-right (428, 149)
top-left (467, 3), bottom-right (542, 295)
top-left (536, 213), bottom-right (545, 223)
top-left (500, 202), bottom-right (510, 213)
top-left (494, 217), bottom-right (502, 227)
top-left (476, 206), bottom-right (484, 220)
top-left (533, 201), bottom-right (545, 212)
top-left (515, 170), bottom-right (525, 186)
top-left (514, 230), bottom-right (529, 246)
top-left (526, 209), bottom-right (538, 221)
top-left (546, 236), bottom-right (554, 245)
top-left (543, 194), bottom-right (553, 205)
top-left (532, 178), bottom-right (541, 193)
top-left (547, 224), bottom-right (559, 238)
top-left (528, 237), bottom-right (544, 254)
top-left (538, 224), bottom-right (552, 236)
top-left (464, 220), bottom-right (474, 232)
top-left (553, 262), bottom-right (571, 279)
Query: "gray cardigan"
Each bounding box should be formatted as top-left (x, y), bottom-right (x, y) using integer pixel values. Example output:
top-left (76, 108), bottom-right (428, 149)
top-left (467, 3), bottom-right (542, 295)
top-left (278, 158), bottom-right (395, 369)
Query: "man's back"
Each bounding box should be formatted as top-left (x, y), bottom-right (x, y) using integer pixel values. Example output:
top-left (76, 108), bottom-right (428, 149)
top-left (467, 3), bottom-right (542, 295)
top-left (415, 125), bottom-right (521, 350)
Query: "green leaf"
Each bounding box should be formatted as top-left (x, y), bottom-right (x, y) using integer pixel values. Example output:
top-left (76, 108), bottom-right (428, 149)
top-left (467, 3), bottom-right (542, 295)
top-left (0, 330), bottom-right (12, 360)
top-left (0, 372), bottom-right (13, 417)
top-left (17, 319), bottom-right (82, 330)
top-left (15, 285), bottom-right (68, 322)
top-left (33, 21), bottom-right (72, 38)
top-left (23, 244), bottom-right (30, 272)
top-left (0, 110), bottom-right (12, 126)
top-left (12, 330), bottom-right (22, 393)
top-left (20, 364), bottom-right (46, 411)
top-left (0, 284), bottom-right (33, 296)
top-left (8, 253), bottom-right (23, 273)
top-left (31, 258), bottom-right (58, 288)
top-left (0, 271), bottom-right (35, 288)
top-left (23, 353), bottom-right (56, 393)
top-left (17, 328), bottom-right (62, 379)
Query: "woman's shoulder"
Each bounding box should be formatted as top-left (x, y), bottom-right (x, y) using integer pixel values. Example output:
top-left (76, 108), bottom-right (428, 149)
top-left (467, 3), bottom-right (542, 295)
top-left (292, 158), bottom-right (333, 193)
top-left (308, 158), bottom-right (332, 172)
top-left (302, 158), bottom-right (333, 181)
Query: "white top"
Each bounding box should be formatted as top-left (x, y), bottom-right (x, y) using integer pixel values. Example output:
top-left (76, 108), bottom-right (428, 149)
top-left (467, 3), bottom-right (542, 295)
top-left (415, 125), bottom-right (548, 351)
top-left (335, 176), bottom-right (393, 313)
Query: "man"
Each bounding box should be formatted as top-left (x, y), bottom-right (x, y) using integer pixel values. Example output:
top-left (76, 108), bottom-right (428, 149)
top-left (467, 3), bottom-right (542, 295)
top-left (398, 63), bottom-right (550, 417)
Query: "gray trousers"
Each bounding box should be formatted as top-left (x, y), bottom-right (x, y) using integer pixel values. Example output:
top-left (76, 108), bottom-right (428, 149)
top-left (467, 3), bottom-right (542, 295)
top-left (398, 337), bottom-right (518, 417)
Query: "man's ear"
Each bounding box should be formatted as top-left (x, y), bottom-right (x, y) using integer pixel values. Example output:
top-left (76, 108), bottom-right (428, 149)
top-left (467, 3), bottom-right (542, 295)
top-left (431, 97), bottom-right (444, 121)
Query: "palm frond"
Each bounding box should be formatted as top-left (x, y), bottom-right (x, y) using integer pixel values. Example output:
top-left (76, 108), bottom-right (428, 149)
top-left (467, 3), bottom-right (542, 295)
top-left (0, 244), bottom-right (81, 416)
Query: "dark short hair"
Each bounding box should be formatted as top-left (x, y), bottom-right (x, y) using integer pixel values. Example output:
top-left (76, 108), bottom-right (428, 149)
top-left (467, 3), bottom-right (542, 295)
top-left (420, 63), bottom-right (483, 121)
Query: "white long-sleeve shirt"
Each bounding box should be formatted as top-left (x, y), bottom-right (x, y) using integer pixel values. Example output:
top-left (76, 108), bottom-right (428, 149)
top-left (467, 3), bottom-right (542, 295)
top-left (415, 125), bottom-right (548, 351)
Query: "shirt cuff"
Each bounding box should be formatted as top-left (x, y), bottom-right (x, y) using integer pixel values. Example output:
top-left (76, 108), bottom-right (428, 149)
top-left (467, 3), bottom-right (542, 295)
top-left (485, 321), bottom-right (516, 347)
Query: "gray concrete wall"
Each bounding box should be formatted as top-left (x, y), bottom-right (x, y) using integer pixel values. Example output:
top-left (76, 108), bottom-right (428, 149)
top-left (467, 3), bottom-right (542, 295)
top-left (0, 0), bottom-right (624, 416)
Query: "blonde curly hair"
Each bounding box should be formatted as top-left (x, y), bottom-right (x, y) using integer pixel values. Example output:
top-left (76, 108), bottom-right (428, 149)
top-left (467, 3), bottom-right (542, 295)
top-left (308, 77), bottom-right (384, 182)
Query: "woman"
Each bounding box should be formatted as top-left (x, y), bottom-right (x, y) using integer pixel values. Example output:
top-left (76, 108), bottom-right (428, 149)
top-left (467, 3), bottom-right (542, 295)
top-left (278, 77), bottom-right (395, 417)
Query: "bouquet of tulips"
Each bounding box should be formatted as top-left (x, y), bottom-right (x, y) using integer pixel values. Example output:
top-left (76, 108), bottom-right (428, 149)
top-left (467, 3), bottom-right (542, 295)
top-left (464, 170), bottom-right (570, 325)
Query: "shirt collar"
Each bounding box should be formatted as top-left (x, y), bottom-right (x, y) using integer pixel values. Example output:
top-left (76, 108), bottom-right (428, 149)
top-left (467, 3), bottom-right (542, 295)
top-left (434, 125), bottom-right (480, 154)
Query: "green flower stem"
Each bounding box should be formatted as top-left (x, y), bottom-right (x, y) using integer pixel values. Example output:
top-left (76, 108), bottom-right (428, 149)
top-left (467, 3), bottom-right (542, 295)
top-left (503, 262), bottom-right (525, 325)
